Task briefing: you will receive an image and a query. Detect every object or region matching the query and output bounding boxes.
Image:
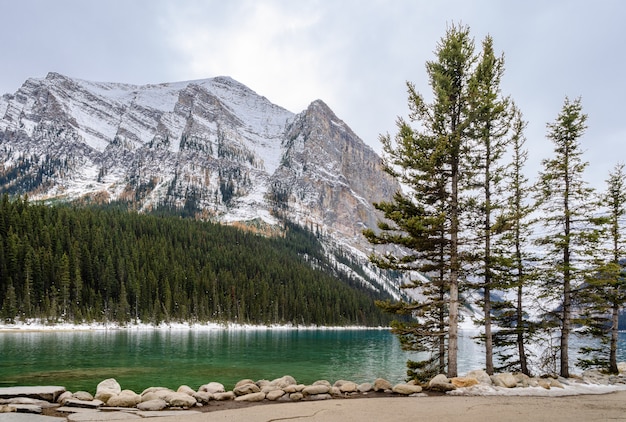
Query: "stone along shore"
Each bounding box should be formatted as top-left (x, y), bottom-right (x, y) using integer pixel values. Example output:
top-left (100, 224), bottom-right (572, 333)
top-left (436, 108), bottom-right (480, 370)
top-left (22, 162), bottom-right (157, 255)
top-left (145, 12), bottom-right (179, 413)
top-left (0, 368), bottom-right (625, 421)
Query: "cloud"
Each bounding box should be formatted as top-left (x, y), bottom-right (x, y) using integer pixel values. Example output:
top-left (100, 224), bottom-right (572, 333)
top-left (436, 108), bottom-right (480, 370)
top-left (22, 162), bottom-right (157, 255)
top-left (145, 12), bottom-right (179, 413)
top-left (161, 0), bottom-right (333, 113)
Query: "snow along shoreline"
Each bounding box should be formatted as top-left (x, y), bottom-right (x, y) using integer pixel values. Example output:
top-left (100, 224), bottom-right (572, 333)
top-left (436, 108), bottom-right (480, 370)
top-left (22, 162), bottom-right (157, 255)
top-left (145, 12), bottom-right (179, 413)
top-left (0, 319), bottom-right (389, 332)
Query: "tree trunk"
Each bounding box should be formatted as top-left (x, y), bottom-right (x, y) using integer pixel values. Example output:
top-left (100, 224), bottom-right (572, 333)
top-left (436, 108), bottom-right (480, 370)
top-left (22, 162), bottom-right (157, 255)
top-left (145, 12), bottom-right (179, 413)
top-left (448, 154), bottom-right (460, 378)
top-left (517, 283), bottom-right (529, 375)
top-left (609, 303), bottom-right (619, 374)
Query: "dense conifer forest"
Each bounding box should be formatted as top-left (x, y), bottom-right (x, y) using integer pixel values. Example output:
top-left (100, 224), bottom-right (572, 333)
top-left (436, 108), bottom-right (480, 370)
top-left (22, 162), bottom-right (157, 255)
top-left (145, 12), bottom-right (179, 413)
top-left (0, 195), bottom-right (394, 326)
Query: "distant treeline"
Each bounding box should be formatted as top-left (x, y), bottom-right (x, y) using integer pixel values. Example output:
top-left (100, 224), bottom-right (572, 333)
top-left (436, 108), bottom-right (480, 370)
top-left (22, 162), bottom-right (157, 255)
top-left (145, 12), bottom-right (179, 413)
top-left (0, 195), bottom-right (393, 326)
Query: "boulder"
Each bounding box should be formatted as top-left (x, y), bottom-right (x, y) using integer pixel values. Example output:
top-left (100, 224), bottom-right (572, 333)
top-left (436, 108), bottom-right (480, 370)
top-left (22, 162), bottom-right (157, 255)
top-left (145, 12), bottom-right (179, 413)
top-left (167, 392), bottom-right (197, 408)
top-left (491, 373), bottom-right (518, 388)
top-left (141, 387), bottom-right (170, 396)
top-left (618, 362), bottom-right (626, 374)
top-left (312, 380), bottom-right (331, 387)
top-left (213, 392), bottom-right (235, 401)
top-left (392, 383), bottom-right (423, 395)
top-left (106, 390), bottom-right (141, 407)
top-left (96, 379), bottom-right (121, 395)
top-left (199, 382), bottom-right (225, 394)
top-left (357, 383), bottom-right (373, 393)
top-left (451, 377), bottom-right (479, 388)
top-left (270, 375), bottom-right (297, 388)
top-left (233, 383), bottom-right (261, 396)
top-left (57, 391), bottom-right (73, 404)
top-left (302, 385), bottom-right (330, 395)
top-left (72, 391), bottom-right (94, 402)
top-left (234, 379), bottom-right (256, 389)
top-left (266, 390), bottom-right (285, 401)
top-left (549, 378), bottom-right (565, 389)
top-left (0, 386), bottom-right (67, 402)
top-left (176, 385), bottom-right (196, 396)
top-left (283, 385), bottom-right (298, 394)
top-left (192, 391), bottom-right (212, 404)
top-left (466, 370), bottom-right (492, 385)
top-left (136, 399), bottom-right (167, 411)
top-left (289, 392), bottom-right (304, 401)
top-left (234, 392), bottom-right (266, 402)
top-left (428, 374), bottom-right (456, 392)
top-left (537, 378), bottom-right (551, 389)
top-left (514, 373), bottom-right (531, 387)
top-left (64, 399), bottom-right (103, 409)
top-left (339, 382), bottom-right (358, 393)
top-left (373, 378), bottom-right (392, 392)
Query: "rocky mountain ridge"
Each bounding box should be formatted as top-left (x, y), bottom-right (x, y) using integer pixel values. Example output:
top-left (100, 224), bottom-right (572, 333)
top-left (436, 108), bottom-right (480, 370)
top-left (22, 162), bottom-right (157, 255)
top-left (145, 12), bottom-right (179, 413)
top-left (0, 72), bottom-right (403, 298)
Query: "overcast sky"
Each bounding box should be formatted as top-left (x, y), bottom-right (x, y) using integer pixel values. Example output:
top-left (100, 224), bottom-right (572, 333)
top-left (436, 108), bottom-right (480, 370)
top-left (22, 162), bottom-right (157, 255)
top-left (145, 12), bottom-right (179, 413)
top-left (1, 0), bottom-right (624, 189)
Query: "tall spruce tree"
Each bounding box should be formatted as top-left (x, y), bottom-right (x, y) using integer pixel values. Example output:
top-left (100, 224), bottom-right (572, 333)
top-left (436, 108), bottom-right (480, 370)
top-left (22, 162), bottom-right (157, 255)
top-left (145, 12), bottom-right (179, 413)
top-left (365, 23), bottom-right (477, 378)
top-left (466, 34), bottom-right (513, 375)
top-left (490, 107), bottom-right (536, 375)
top-left (535, 97), bottom-right (597, 377)
top-left (578, 163), bottom-right (626, 374)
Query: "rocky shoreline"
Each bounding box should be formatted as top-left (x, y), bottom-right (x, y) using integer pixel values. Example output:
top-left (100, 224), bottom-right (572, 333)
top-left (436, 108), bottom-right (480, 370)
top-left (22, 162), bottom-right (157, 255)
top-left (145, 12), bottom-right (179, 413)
top-left (1, 367), bottom-right (625, 421)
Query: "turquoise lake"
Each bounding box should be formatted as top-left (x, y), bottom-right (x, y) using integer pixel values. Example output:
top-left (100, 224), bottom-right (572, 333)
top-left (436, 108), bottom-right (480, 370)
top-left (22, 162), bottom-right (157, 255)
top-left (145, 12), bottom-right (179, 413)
top-left (0, 329), bottom-right (624, 393)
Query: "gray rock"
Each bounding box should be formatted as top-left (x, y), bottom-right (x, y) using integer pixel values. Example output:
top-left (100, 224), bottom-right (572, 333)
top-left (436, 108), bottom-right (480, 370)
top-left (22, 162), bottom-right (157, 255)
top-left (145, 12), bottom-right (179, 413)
top-left (234, 392), bottom-right (266, 402)
top-left (57, 391), bottom-right (73, 404)
top-left (64, 399), bottom-right (104, 409)
top-left (140, 387), bottom-right (169, 396)
top-left (199, 382), bottom-right (224, 394)
top-left (1, 398), bottom-right (57, 408)
top-left (339, 382), bottom-right (358, 393)
top-left (0, 386), bottom-right (66, 402)
top-left (192, 391), bottom-right (212, 404)
top-left (392, 384), bottom-right (423, 395)
top-left (466, 370), bottom-right (492, 385)
top-left (72, 391), bottom-right (94, 402)
top-left (176, 385), bottom-right (195, 396)
top-left (269, 376), bottom-right (297, 388)
top-left (357, 383), bottom-right (372, 393)
top-left (233, 383), bottom-right (261, 396)
top-left (491, 373), bottom-right (518, 388)
top-left (96, 379), bottom-right (121, 396)
top-left (136, 399), bottom-right (167, 411)
top-left (266, 390), bottom-right (285, 401)
top-left (312, 380), bottom-right (331, 387)
top-left (234, 379), bottom-right (256, 389)
top-left (166, 392), bottom-right (197, 408)
top-left (108, 390), bottom-right (141, 408)
top-left (213, 392), bottom-right (235, 401)
top-left (373, 378), bottom-right (392, 392)
top-left (302, 385), bottom-right (329, 395)
top-left (289, 392), bottom-right (304, 401)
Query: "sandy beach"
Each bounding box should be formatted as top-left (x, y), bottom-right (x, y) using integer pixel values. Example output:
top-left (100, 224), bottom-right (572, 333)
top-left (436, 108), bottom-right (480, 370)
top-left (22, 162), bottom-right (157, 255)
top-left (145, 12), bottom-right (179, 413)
top-left (138, 391), bottom-right (626, 422)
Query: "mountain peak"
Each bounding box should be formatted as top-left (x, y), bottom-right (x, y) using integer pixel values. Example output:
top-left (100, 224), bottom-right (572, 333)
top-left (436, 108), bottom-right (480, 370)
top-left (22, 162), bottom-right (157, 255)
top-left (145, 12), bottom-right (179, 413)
top-left (0, 73), bottom-right (401, 279)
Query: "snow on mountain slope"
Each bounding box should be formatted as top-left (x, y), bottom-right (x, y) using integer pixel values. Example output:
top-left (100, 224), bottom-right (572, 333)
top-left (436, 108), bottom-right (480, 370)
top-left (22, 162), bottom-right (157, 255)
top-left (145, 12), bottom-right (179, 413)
top-left (0, 72), bottom-right (404, 299)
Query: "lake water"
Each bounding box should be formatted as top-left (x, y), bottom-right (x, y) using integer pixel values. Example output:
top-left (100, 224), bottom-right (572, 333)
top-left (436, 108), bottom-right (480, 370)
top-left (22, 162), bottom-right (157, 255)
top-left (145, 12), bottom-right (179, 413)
top-left (0, 328), bottom-right (624, 393)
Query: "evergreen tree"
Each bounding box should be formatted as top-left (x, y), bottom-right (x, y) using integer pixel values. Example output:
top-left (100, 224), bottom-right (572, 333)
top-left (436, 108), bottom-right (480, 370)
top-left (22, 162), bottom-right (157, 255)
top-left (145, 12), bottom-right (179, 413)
top-left (365, 23), bottom-right (477, 378)
top-left (535, 97), bottom-right (597, 377)
top-left (466, 34), bottom-right (514, 375)
top-left (578, 163), bottom-right (626, 374)
top-left (490, 108), bottom-right (537, 375)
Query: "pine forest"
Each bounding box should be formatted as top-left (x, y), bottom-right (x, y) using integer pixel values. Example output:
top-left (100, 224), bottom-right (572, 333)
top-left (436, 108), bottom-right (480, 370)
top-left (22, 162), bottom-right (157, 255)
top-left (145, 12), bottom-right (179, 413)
top-left (0, 195), bottom-right (394, 327)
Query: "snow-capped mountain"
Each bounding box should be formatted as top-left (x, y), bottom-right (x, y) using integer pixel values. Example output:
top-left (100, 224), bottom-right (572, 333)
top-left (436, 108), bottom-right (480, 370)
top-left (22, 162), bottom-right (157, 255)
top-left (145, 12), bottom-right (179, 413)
top-left (0, 72), bottom-right (403, 298)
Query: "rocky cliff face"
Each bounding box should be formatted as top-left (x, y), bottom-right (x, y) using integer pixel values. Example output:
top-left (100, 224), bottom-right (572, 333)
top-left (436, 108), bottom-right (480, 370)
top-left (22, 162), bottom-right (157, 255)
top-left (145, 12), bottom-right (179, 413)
top-left (0, 72), bottom-right (403, 296)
